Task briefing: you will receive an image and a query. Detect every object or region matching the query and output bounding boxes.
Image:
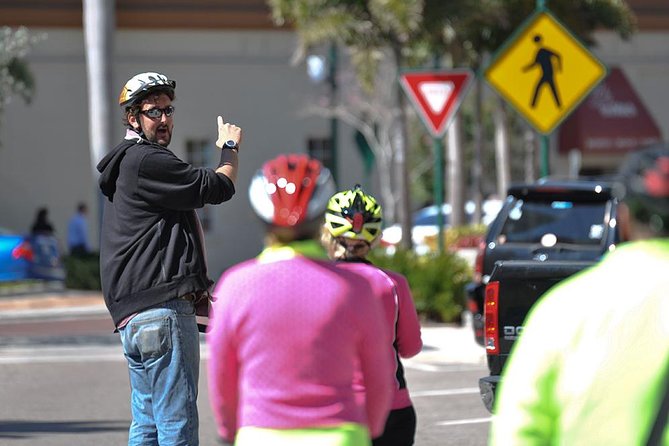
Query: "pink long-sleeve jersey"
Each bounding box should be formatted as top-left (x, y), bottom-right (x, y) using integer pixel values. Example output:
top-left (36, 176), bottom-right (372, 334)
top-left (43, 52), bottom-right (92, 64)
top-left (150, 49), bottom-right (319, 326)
top-left (207, 248), bottom-right (394, 441)
top-left (336, 261), bottom-right (423, 409)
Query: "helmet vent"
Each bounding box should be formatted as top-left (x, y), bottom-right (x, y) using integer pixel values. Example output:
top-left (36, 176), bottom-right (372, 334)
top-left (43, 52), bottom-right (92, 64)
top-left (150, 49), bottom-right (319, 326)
top-left (351, 213), bottom-right (364, 233)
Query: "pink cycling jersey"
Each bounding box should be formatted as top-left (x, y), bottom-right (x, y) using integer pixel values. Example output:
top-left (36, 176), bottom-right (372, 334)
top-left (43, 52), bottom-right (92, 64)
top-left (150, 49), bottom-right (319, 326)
top-left (207, 244), bottom-right (394, 442)
top-left (336, 261), bottom-right (423, 409)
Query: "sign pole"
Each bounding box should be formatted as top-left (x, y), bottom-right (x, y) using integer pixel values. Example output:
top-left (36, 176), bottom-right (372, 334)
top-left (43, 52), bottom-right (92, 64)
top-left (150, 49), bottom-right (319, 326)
top-left (433, 144), bottom-right (445, 255)
top-left (537, 0), bottom-right (549, 178)
top-left (432, 56), bottom-right (445, 254)
top-left (434, 137), bottom-right (445, 253)
top-left (540, 134), bottom-right (550, 177)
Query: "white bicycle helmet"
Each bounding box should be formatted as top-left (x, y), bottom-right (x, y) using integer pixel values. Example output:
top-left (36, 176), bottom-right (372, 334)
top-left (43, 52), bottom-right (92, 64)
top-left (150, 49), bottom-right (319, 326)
top-left (118, 72), bottom-right (176, 107)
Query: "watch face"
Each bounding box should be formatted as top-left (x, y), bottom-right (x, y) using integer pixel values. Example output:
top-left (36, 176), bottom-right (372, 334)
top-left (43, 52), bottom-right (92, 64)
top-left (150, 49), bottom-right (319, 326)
top-left (225, 140), bottom-right (237, 148)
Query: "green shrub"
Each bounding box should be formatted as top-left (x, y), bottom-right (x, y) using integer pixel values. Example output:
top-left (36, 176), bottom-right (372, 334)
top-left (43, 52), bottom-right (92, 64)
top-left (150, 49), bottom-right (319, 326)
top-left (63, 253), bottom-right (101, 290)
top-left (369, 248), bottom-right (472, 323)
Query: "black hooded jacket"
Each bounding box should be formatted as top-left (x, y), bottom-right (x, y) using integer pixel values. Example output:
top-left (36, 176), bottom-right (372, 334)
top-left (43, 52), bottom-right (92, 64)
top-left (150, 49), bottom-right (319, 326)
top-left (97, 133), bottom-right (235, 326)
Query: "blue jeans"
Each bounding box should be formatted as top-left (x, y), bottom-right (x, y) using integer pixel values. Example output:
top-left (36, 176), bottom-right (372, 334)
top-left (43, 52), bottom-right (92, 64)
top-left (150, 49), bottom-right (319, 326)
top-left (119, 299), bottom-right (200, 446)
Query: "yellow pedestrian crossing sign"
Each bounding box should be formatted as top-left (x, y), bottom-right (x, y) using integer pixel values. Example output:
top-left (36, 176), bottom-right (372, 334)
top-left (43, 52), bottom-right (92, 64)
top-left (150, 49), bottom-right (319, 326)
top-left (485, 10), bottom-right (607, 134)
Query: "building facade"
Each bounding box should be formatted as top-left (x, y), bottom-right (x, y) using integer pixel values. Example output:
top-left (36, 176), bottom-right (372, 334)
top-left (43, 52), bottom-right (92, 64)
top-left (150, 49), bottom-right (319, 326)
top-left (0, 1), bottom-right (667, 275)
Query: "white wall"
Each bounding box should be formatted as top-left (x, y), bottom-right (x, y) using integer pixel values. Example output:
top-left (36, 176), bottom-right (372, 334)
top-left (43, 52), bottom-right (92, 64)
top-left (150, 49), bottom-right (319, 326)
top-left (0, 28), bottom-right (369, 278)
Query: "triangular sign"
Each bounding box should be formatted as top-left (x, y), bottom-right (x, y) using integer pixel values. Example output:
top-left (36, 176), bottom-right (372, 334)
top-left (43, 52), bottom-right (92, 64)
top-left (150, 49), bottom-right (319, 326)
top-left (400, 70), bottom-right (474, 137)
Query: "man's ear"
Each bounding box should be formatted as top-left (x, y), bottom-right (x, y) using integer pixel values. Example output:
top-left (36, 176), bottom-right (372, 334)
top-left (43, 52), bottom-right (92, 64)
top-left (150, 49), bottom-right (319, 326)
top-left (617, 202), bottom-right (632, 242)
top-left (128, 112), bottom-right (141, 131)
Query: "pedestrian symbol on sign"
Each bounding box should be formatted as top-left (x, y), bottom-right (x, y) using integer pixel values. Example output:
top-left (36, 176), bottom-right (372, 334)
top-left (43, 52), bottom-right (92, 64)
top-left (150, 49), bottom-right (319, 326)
top-left (523, 34), bottom-right (562, 109)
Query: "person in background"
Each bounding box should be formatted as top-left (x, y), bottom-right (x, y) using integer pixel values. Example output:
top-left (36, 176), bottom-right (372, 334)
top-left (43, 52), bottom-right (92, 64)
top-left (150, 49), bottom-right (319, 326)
top-left (322, 184), bottom-right (423, 446)
top-left (490, 145), bottom-right (669, 446)
top-left (97, 71), bottom-right (242, 446)
top-left (31, 207), bottom-right (54, 236)
top-left (207, 154), bottom-right (393, 446)
top-left (67, 202), bottom-right (90, 256)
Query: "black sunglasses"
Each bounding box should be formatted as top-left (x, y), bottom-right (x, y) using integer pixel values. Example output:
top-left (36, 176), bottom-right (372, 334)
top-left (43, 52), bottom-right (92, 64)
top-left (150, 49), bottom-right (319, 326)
top-left (140, 105), bottom-right (175, 119)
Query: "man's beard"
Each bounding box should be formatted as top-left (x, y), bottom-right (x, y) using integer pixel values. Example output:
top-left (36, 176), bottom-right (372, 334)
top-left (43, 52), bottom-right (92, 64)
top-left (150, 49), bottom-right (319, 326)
top-left (146, 126), bottom-right (172, 147)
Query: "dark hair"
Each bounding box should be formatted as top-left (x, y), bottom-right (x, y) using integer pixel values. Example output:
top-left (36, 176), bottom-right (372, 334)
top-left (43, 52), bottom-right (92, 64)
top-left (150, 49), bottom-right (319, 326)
top-left (32, 207), bottom-right (53, 235)
top-left (266, 219), bottom-right (323, 244)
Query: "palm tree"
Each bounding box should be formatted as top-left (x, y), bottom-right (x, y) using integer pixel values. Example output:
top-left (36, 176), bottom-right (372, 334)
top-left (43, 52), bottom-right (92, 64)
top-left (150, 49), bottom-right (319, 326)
top-left (83, 0), bottom-right (115, 232)
top-left (83, 0), bottom-right (115, 178)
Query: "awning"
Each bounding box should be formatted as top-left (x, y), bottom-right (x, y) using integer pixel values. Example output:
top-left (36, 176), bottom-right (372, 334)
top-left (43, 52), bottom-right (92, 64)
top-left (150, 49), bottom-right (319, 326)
top-left (559, 67), bottom-right (663, 154)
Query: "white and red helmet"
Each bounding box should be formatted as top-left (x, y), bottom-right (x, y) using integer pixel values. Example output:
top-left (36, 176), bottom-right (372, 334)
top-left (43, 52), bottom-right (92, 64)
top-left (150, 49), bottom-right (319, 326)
top-left (249, 154), bottom-right (335, 227)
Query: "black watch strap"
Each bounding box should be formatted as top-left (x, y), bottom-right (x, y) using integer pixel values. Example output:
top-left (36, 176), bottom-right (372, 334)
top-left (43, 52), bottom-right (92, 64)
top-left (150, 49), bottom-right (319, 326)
top-left (223, 139), bottom-right (238, 151)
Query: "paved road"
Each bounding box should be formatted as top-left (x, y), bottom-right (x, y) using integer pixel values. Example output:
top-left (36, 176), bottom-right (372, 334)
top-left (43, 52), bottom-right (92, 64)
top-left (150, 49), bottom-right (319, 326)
top-left (0, 291), bottom-right (492, 445)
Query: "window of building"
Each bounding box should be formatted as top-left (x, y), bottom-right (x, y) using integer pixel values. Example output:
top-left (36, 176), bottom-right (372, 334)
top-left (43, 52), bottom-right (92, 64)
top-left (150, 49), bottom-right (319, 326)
top-left (186, 139), bottom-right (216, 232)
top-left (307, 137), bottom-right (334, 174)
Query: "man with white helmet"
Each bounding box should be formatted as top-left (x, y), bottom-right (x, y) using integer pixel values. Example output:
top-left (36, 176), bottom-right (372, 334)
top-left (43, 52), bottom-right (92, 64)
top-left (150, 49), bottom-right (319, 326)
top-left (97, 71), bottom-right (242, 446)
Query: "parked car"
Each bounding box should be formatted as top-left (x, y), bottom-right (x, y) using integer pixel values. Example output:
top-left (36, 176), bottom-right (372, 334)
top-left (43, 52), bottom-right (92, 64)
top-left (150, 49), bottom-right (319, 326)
top-left (0, 227), bottom-right (65, 282)
top-left (381, 200), bottom-right (502, 254)
top-left (466, 178), bottom-right (620, 346)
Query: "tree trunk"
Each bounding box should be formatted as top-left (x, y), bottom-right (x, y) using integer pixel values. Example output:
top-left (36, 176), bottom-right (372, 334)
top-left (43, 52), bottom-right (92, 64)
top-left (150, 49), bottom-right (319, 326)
top-left (494, 97), bottom-right (510, 197)
top-left (84, 0), bottom-right (114, 174)
top-left (392, 46), bottom-right (412, 250)
top-left (83, 0), bottom-right (115, 233)
top-left (447, 115), bottom-right (464, 227)
top-left (377, 142), bottom-right (396, 223)
top-left (472, 73), bottom-right (484, 223)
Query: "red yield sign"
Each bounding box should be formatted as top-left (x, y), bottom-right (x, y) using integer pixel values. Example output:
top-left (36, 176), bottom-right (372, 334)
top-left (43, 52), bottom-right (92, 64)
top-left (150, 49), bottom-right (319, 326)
top-left (400, 69), bottom-right (473, 138)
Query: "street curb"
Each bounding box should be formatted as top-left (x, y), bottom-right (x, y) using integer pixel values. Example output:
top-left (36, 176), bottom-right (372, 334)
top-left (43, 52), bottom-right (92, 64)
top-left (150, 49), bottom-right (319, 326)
top-left (0, 291), bottom-right (488, 366)
top-left (0, 291), bottom-right (106, 320)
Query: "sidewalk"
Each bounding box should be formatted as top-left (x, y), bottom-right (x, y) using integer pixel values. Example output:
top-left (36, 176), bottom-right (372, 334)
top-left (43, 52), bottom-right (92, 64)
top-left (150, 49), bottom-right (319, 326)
top-left (0, 289), bottom-right (107, 319)
top-left (0, 289), bottom-right (487, 366)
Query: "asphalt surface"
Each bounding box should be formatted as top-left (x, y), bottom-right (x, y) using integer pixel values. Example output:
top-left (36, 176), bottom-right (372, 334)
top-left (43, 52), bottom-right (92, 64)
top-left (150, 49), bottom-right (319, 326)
top-left (0, 287), bottom-right (491, 446)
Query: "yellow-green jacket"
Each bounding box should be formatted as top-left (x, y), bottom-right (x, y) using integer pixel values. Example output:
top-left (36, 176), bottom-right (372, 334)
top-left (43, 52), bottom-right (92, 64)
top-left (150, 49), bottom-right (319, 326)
top-left (490, 239), bottom-right (669, 446)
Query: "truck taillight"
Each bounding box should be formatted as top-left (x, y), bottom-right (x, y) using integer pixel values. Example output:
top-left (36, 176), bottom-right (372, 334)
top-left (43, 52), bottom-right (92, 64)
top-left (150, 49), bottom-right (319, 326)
top-left (484, 281), bottom-right (500, 355)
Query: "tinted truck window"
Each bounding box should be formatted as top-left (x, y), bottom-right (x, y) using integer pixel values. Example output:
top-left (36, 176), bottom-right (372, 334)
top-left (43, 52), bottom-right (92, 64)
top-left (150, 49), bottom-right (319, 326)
top-left (499, 199), bottom-right (608, 245)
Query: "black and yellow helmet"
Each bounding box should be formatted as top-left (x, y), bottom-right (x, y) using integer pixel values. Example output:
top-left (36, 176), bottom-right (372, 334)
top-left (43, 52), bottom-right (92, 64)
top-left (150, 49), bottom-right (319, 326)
top-left (324, 185), bottom-right (382, 243)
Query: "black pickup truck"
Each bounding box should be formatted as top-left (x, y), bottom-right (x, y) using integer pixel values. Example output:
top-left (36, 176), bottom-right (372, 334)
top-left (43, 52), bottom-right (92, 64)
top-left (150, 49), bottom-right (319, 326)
top-left (478, 260), bottom-right (595, 412)
top-left (467, 178), bottom-right (620, 346)
top-left (468, 179), bottom-right (621, 412)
